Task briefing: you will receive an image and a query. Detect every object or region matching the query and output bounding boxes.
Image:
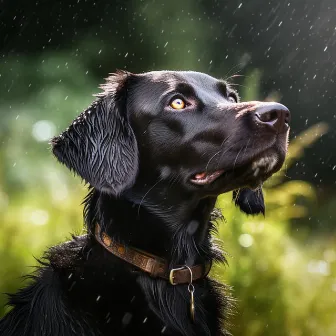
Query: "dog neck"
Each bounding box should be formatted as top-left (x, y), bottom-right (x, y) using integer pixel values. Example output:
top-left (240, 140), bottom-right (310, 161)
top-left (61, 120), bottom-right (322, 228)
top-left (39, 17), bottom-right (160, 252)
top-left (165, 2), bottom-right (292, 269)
top-left (84, 187), bottom-right (224, 266)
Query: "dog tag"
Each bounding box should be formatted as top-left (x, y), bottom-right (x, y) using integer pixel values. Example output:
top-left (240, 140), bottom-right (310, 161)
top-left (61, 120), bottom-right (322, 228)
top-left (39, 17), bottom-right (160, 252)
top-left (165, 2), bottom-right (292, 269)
top-left (190, 289), bottom-right (195, 322)
top-left (188, 283), bottom-right (195, 322)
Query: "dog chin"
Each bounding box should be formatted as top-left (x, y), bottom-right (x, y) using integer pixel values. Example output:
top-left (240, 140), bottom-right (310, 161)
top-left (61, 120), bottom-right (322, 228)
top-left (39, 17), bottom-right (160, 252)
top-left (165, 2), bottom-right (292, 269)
top-left (244, 152), bottom-right (283, 187)
top-left (224, 151), bottom-right (283, 191)
top-left (251, 154), bottom-right (279, 176)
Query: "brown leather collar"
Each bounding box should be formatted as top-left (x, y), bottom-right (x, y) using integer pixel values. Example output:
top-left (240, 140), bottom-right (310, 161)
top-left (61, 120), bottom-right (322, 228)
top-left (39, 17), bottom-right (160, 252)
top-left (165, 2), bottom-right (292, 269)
top-left (95, 224), bottom-right (211, 285)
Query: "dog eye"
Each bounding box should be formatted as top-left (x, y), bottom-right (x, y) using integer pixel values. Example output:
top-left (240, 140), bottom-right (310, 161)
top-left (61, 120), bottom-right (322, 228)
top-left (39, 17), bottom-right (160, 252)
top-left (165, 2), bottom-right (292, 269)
top-left (170, 98), bottom-right (186, 110)
top-left (228, 93), bottom-right (237, 103)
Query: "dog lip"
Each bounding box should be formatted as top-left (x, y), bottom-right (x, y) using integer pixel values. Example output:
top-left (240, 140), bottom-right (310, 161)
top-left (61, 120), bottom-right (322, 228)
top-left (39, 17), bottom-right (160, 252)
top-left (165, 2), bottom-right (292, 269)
top-left (190, 146), bottom-right (285, 187)
top-left (190, 170), bottom-right (225, 185)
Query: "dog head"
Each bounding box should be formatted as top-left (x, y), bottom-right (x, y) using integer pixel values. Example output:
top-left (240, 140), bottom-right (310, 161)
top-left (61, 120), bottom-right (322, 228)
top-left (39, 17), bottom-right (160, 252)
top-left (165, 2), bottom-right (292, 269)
top-left (51, 70), bottom-right (290, 215)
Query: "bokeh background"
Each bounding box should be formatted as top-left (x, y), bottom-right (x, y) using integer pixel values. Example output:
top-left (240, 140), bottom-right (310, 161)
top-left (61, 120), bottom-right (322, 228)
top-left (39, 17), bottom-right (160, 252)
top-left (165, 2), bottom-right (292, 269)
top-left (1, 0), bottom-right (336, 335)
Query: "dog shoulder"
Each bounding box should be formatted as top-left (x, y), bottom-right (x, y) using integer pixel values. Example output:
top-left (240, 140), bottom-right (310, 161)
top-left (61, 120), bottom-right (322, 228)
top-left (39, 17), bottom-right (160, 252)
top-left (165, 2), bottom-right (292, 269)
top-left (47, 234), bottom-right (88, 269)
top-left (0, 235), bottom-right (93, 336)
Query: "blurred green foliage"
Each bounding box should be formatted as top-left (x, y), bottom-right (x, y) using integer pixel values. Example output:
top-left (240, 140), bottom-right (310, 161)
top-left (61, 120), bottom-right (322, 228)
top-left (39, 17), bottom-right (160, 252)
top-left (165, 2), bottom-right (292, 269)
top-left (0, 52), bottom-right (335, 336)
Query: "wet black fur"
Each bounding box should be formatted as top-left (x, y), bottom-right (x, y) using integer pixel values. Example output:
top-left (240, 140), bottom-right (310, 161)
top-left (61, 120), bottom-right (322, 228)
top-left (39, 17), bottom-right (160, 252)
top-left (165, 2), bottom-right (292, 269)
top-left (0, 70), bottom-right (283, 336)
top-left (233, 187), bottom-right (265, 216)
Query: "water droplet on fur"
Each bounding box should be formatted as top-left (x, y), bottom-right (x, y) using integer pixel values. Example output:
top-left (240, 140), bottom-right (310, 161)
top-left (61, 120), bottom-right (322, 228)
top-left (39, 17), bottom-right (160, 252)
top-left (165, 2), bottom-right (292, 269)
top-left (160, 166), bottom-right (171, 179)
top-left (253, 167), bottom-right (260, 177)
top-left (122, 312), bottom-right (133, 325)
top-left (187, 220), bottom-right (199, 235)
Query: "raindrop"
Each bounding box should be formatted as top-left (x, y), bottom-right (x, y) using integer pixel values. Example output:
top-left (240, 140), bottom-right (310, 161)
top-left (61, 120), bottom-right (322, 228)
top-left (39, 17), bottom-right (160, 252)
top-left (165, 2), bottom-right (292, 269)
top-left (96, 295), bottom-right (101, 302)
top-left (324, 46), bottom-right (328, 52)
top-left (161, 326), bottom-right (167, 333)
top-left (69, 281), bottom-right (76, 291)
top-left (143, 317), bottom-right (148, 323)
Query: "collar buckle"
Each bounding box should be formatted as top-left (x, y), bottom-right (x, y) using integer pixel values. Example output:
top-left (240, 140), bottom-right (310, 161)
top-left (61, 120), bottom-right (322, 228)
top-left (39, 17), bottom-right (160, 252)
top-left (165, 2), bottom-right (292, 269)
top-left (169, 266), bottom-right (188, 285)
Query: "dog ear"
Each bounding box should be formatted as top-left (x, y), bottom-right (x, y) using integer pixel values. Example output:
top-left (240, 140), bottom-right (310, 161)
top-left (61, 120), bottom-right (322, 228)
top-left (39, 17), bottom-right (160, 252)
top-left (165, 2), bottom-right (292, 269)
top-left (233, 187), bottom-right (265, 215)
top-left (51, 71), bottom-right (138, 197)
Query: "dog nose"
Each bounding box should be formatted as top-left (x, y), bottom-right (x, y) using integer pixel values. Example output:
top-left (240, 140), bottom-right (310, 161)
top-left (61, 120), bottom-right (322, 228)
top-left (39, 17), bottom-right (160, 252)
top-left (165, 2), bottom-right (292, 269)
top-left (255, 103), bottom-right (290, 133)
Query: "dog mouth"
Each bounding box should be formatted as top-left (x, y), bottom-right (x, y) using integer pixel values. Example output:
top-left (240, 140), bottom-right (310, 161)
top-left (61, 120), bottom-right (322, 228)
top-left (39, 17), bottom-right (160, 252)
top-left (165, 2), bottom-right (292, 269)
top-left (190, 151), bottom-right (281, 186)
top-left (190, 170), bottom-right (225, 185)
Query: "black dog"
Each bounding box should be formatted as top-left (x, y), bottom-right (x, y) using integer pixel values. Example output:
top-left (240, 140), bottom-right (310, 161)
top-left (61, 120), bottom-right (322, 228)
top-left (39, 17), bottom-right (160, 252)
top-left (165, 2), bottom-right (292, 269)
top-left (0, 70), bottom-right (290, 335)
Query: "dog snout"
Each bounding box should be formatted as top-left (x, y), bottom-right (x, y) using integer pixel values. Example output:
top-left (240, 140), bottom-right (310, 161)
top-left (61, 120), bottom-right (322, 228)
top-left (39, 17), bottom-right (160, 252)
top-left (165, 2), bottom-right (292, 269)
top-left (254, 102), bottom-right (290, 133)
